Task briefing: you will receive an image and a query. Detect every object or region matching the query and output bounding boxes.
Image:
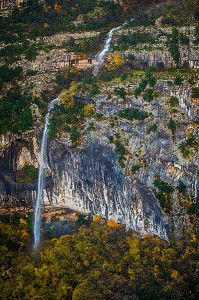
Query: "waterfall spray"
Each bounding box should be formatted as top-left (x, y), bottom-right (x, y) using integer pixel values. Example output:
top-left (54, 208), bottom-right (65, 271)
top-left (34, 97), bottom-right (60, 248)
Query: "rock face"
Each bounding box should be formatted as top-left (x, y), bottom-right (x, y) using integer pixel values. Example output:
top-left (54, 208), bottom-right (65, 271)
top-left (47, 139), bottom-right (169, 240)
top-left (0, 131), bottom-right (169, 240)
top-left (0, 77), bottom-right (198, 242)
top-left (0, 22), bottom-right (198, 242)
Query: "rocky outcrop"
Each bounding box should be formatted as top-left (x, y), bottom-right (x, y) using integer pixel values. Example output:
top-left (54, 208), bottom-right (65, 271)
top-left (0, 79), bottom-right (198, 242)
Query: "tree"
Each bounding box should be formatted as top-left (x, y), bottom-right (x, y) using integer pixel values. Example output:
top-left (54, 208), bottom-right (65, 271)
top-left (174, 75), bottom-right (183, 85)
top-left (25, 46), bottom-right (38, 61)
top-left (192, 87), bottom-right (199, 98)
top-left (107, 51), bottom-right (124, 70)
top-left (0, 90), bottom-right (33, 134)
top-left (168, 118), bottom-right (176, 134)
top-left (60, 81), bottom-right (79, 108)
top-left (170, 96), bottom-right (179, 107)
top-left (83, 104), bottom-right (95, 117)
top-left (114, 87), bottom-right (126, 100)
top-left (143, 88), bottom-right (153, 101)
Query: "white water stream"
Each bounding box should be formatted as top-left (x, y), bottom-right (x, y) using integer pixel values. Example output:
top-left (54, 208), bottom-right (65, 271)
top-left (34, 97), bottom-right (60, 248)
top-left (33, 16), bottom-right (136, 248)
top-left (93, 19), bottom-right (134, 73)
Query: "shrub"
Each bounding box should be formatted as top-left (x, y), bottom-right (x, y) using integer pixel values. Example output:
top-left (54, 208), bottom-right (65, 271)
top-left (134, 78), bottom-right (147, 98)
top-left (114, 87), bottom-right (126, 100)
top-left (177, 181), bottom-right (186, 193)
top-left (154, 179), bottom-right (173, 194)
top-left (143, 88), bottom-right (153, 102)
top-left (156, 62), bottom-right (165, 71)
top-left (192, 87), bottom-right (199, 98)
top-left (107, 219), bottom-right (118, 228)
top-left (187, 202), bottom-right (196, 215)
top-left (174, 76), bottom-right (183, 85)
top-left (178, 137), bottom-right (197, 158)
top-left (170, 96), bottom-right (179, 107)
top-left (149, 123), bottom-right (158, 132)
top-left (134, 86), bottom-right (142, 98)
top-left (148, 76), bottom-right (156, 87)
top-left (70, 126), bottom-right (81, 145)
top-left (90, 84), bottom-right (99, 97)
top-left (131, 165), bottom-right (141, 174)
top-left (154, 179), bottom-right (173, 214)
top-left (118, 108), bottom-right (149, 121)
top-left (168, 28), bottom-right (180, 64)
top-left (16, 165), bottom-right (38, 182)
top-left (168, 118), bottom-right (176, 134)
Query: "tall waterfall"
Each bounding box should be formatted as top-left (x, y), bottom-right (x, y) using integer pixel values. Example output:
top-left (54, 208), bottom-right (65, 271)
top-left (34, 97), bottom-right (60, 248)
top-left (93, 19), bottom-right (133, 73)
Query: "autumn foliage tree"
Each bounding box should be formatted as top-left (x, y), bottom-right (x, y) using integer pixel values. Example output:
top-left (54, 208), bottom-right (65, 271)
top-left (0, 217), bottom-right (198, 300)
top-left (107, 51), bottom-right (124, 70)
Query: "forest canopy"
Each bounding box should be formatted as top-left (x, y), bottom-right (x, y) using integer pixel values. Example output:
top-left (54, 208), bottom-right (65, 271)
top-left (0, 215), bottom-right (198, 300)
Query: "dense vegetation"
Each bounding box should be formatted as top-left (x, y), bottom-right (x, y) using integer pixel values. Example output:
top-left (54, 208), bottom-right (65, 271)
top-left (16, 165), bottom-right (38, 182)
top-left (118, 108), bottom-right (149, 121)
top-left (49, 97), bottom-right (95, 146)
top-left (0, 90), bottom-right (33, 134)
top-left (0, 214), bottom-right (198, 300)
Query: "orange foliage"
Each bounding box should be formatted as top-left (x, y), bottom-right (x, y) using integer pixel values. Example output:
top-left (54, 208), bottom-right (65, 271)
top-left (43, 23), bottom-right (50, 29)
top-left (93, 215), bottom-right (102, 222)
top-left (170, 269), bottom-right (179, 280)
top-left (107, 219), bottom-right (118, 228)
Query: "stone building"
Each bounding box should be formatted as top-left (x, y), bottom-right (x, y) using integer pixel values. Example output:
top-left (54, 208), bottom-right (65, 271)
top-left (0, 0), bottom-right (26, 9)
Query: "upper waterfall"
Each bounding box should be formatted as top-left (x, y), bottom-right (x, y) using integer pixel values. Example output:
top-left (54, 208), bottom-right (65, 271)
top-left (93, 19), bottom-right (133, 74)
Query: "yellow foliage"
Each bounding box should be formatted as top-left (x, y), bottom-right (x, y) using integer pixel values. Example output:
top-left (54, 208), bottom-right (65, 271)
top-left (52, 277), bottom-right (58, 284)
top-left (21, 230), bottom-right (29, 239)
top-left (128, 268), bottom-right (136, 280)
top-left (39, 96), bottom-right (45, 104)
top-left (19, 218), bottom-right (27, 227)
top-left (161, 248), bottom-right (175, 266)
top-left (70, 81), bottom-right (79, 94)
top-left (190, 233), bottom-right (197, 243)
top-left (184, 246), bottom-right (197, 257)
top-left (107, 51), bottom-right (124, 70)
top-left (93, 215), bottom-right (102, 222)
top-left (83, 104), bottom-right (95, 116)
top-left (54, 3), bottom-right (61, 11)
top-left (60, 91), bottom-right (74, 108)
top-left (127, 237), bottom-right (140, 261)
top-left (107, 219), bottom-right (118, 228)
top-left (43, 4), bottom-right (49, 12)
top-left (60, 82), bottom-right (78, 108)
top-left (153, 265), bottom-right (159, 278)
top-left (43, 23), bottom-right (50, 29)
top-left (171, 269), bottom-right (179, 280)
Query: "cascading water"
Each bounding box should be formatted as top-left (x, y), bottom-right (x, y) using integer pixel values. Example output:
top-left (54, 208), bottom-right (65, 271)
top-left (33, 11), bottom-right (148, 248)
top-left (194, 176), bottom-right (198, 201)
top-left (93, 19), bottom-right (133, 73)
top-left (34, 97), bottom-right (60, 248)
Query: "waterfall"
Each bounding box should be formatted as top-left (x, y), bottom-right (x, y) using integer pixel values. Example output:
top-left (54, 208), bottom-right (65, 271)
top-left (194, 176), bottom-right (198, 201)
top-left (34, 97), bottom-right (60, 248)
top-left (93, 19), bottom-right (133, 73)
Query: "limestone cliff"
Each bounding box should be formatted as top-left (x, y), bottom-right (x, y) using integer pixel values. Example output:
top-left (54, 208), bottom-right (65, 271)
top-left (0, 75), bottom-right (198, 242)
